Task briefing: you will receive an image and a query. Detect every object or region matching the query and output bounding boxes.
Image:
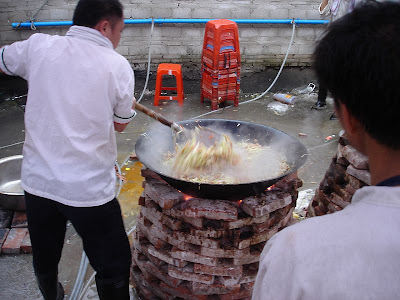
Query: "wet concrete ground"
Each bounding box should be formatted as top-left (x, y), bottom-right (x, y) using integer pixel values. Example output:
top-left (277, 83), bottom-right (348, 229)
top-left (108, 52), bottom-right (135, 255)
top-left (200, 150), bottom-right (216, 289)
top-left (0, 68), bottom-right (342, 299)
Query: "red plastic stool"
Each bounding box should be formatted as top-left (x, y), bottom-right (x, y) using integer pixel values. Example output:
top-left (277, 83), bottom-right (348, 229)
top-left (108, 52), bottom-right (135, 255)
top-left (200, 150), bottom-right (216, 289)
top-left (154, 64), bottom-right (184, 106)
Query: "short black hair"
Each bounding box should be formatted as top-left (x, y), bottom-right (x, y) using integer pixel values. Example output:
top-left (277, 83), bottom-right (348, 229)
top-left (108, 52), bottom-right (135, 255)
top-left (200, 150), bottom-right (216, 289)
top-left (73, 0), bottom-right (123, 28)
top-left (314, 1), bottom-right (400, 149)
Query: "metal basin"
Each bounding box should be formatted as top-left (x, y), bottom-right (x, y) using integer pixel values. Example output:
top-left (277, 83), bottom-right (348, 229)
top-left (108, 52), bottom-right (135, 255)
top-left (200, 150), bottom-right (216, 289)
top-left (0, 155), bottom-right (25, 211)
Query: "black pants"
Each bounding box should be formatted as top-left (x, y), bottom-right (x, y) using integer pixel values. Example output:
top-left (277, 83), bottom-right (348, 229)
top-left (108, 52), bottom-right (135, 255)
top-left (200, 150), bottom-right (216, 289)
top-left (25, 192), bottom-right (132, 285)
top-left (318, 82), bottom-right (328, 105)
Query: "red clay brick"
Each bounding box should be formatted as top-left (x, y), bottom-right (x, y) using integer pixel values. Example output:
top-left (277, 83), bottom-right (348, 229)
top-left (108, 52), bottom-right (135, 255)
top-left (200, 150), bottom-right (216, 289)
top-left (226, 214), bottom-right (269, 230)
top-left (191, 281), bottom-right (240, 295)
top-left (219, 282), bottom-right (255, 300)
top-left (138, 192), bottom-right (146, 206)
top-left (184, 199), bottom-right (238, 221)
top-left (173, 231), bottom-right (220, 249)
top-left (276, 172), bottom-right (302, 190)
top-left (254, 205), bottom-right (291, 232)
top-left (336, 144), bottom-right (350, 167)
top-left (342, 145), bottom-right (369, 170)
top-left (327, 202), bottom-right (342, 213)
top-left (237, 227), bottom-right (278, 250)
top-left (218, 266), bottom-right (258, 286)
top-left (346, 165), bottom-right (371, 185)
top-left (20, 231), bottom-right (32, 254)
top-left (0, 228), bottom-right (10, 255)
top-left (171, 247), bottom-right (218, 266)
top-left (145, 182), bottom-right (184, 209)
top-left (344, 184), bottom-right (357, 196)
top-left (137, 218), bottom-right (167, 249)
top-left (163, 205), bottom-right (204, 228)
top-left (333, 163), bottom-right (349, 185)
top-left (133, 235), bottom-right (165, 267)
top-left (134, 254), bottom-right (182, 287)
top-left (330, 193), bottom-right (350, 209)
top-left (194, 263), bottom-right (243, 277)
top-left (11, 211), bottom-right (28, 228)
top-left (168, 264), bottom-right (214, 284)
top-left (2, 228), bottom-right (28, 254)
top-left (140, 168), bottom-right (167, 183)
top-left (348, 174), bottom-right (365, 189)
top-left (132, 267), bottom-right (172, 300)
top-left (233, 247), bottom-right (262, 266)
top-left (147, 221), bottom-right (191, 250)
top-left (190, 228), bottom-right (223, 239)
top-left (159, 282), bottom-right (208, 300)
top-left (242, 191), bottom-right (292, 217)
top-left (141, 206), bottom-right (182, 231)
top-left (135, 234), bottom-right (188, 268)
top-left (200, 245), bottom-right (250, 258)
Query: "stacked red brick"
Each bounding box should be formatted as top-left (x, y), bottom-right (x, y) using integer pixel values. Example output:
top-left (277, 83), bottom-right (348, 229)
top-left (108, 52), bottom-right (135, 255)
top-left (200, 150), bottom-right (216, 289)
top-left (131, 169), bottom-right (302, 299)
top-left (0, 209), bottom-right (32, 255)
top-left (308, 130), bottom-right (370, 217)
top-left (200, 19), bottom-right (241, 110)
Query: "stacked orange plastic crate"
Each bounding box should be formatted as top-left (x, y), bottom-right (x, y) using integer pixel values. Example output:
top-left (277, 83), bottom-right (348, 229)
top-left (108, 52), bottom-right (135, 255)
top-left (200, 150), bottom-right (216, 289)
top-left (200, 19), bottom-right (241, 110)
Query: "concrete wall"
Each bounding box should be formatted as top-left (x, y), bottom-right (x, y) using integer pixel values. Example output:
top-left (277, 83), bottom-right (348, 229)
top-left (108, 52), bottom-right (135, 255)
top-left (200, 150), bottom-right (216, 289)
top-left (0, 0), bottom-right (327, 73)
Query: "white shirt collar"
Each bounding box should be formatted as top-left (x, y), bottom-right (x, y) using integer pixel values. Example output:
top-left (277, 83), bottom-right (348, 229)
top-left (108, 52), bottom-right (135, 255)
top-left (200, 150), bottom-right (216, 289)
top-left (66, 25), bottom-right (113, 49)
top-left (352, 186), bottom-right (400, 207)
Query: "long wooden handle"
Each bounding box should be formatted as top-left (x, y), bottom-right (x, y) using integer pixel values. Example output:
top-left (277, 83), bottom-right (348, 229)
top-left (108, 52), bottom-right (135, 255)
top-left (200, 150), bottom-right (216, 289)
top-left (135, 102), bottom-right (173, 128)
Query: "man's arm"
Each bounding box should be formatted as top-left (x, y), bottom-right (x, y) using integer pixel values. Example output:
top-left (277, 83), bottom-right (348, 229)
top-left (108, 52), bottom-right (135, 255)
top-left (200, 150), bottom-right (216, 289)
top-left (319, 0), bottom-right (331, 15)
top-left (114, 121), bottom-right (129, 133)
top-left (321, 0), bottom-right (329, 11)
top-left (114, 97), bottom-right (136, 133)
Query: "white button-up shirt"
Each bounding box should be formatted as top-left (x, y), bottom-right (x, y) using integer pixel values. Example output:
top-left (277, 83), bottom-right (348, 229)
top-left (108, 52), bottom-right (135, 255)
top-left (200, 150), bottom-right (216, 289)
top-left (0, 26), bottom-right (135, 207)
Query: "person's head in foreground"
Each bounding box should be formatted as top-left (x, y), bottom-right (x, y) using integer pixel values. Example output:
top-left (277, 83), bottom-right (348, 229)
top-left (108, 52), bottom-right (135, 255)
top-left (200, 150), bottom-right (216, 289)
top-left (314, 0), bottom-right (400, 184)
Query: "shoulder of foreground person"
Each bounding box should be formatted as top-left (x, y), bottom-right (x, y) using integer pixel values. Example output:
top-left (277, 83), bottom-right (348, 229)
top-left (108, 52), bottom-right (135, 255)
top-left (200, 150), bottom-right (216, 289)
top-left (252, 192), bottom-right (400, 300)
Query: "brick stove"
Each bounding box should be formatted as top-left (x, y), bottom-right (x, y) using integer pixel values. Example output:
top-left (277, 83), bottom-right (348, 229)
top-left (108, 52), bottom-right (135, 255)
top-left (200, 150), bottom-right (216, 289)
top-left (131, 168), bottom-right (303, 300)
top-left (308, 130), bottom-right (370, 217)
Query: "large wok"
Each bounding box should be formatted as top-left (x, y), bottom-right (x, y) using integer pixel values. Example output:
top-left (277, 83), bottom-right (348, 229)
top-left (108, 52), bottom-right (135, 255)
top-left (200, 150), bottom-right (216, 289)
top-left (135, 119), bottom-right (308, 200)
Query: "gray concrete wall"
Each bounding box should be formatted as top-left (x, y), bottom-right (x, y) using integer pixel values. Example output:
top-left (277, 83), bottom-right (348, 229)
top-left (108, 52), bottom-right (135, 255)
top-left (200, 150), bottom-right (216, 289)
top-left (0, 0), bottom-right (327, 72)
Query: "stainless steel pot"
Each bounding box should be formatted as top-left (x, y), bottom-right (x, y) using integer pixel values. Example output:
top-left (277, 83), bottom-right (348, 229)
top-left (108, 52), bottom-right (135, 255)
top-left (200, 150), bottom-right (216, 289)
top-left (0, 155), bottom-right (25, 211)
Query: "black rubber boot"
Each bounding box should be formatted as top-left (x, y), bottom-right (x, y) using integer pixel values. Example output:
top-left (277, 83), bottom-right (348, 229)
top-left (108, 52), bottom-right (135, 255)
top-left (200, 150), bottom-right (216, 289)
top-left (330, 112), bottom-right (338, 120)
top-left (95, 277), bottom-right (130, 300)
top-left (35, 273), bottom-right (64, 300)
top-left (311, 100), bottom-right (326, 110)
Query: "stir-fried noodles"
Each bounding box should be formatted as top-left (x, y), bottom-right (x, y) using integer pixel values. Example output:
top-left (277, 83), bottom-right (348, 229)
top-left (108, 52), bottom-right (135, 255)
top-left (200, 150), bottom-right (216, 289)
top-left (163, 129), bottom-right (290, 184)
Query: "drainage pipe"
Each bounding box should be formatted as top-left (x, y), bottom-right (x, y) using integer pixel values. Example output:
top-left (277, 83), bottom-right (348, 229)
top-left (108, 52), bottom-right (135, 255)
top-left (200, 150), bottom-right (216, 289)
top-left (12, 18), bottom-right (328, 28)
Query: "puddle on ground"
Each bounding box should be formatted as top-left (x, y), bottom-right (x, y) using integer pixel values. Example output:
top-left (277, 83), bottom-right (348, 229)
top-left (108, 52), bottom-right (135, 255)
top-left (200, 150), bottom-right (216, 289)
top-left (117, 160), bottom-right (144, 230)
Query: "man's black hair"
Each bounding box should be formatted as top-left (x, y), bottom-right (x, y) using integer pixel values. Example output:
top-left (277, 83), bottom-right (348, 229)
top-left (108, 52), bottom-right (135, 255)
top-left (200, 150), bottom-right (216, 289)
top-left (73, 0), bottom-right (123, 28)
top-left (314, 1), bottom-right (400, 149)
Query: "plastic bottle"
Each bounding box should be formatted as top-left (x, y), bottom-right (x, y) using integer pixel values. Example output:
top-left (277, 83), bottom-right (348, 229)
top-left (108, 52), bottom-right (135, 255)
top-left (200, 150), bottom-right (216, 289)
top-left (273, 93), bottom-right (297, 104)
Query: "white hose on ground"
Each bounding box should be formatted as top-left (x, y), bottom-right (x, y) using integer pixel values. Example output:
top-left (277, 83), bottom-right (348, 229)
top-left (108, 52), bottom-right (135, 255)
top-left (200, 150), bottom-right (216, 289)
top-left (190, 20), bottom-right (297, 120)
top-left (136, 18), bottom-right (155, 104)
top-left (69, 253), bottom-right (89, 300)
top-left (0, 141), bottom-right (24, 150)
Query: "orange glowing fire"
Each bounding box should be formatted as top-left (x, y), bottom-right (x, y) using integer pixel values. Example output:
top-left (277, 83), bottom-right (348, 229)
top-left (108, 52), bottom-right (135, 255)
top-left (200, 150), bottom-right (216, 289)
top-left (237, 199), bottom-right (243, 206)
top-left (266, 185), bottom-right (276, 191)
top-left (183, 194), bottom-right (193, 201)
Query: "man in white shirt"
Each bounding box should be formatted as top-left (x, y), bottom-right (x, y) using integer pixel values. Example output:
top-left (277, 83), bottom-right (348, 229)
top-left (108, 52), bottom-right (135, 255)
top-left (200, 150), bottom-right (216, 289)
top-left (253, 2), bottom-right (400, 299)
top-left (312, 0), bottom-right (363, 112)
top-left (0, 0), bottom-right (135, 299)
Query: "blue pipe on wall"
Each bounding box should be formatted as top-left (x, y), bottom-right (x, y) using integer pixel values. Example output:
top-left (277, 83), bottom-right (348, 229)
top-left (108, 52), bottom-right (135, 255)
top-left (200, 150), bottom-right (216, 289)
top-left (12, 18), bottom-right (329, 28)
